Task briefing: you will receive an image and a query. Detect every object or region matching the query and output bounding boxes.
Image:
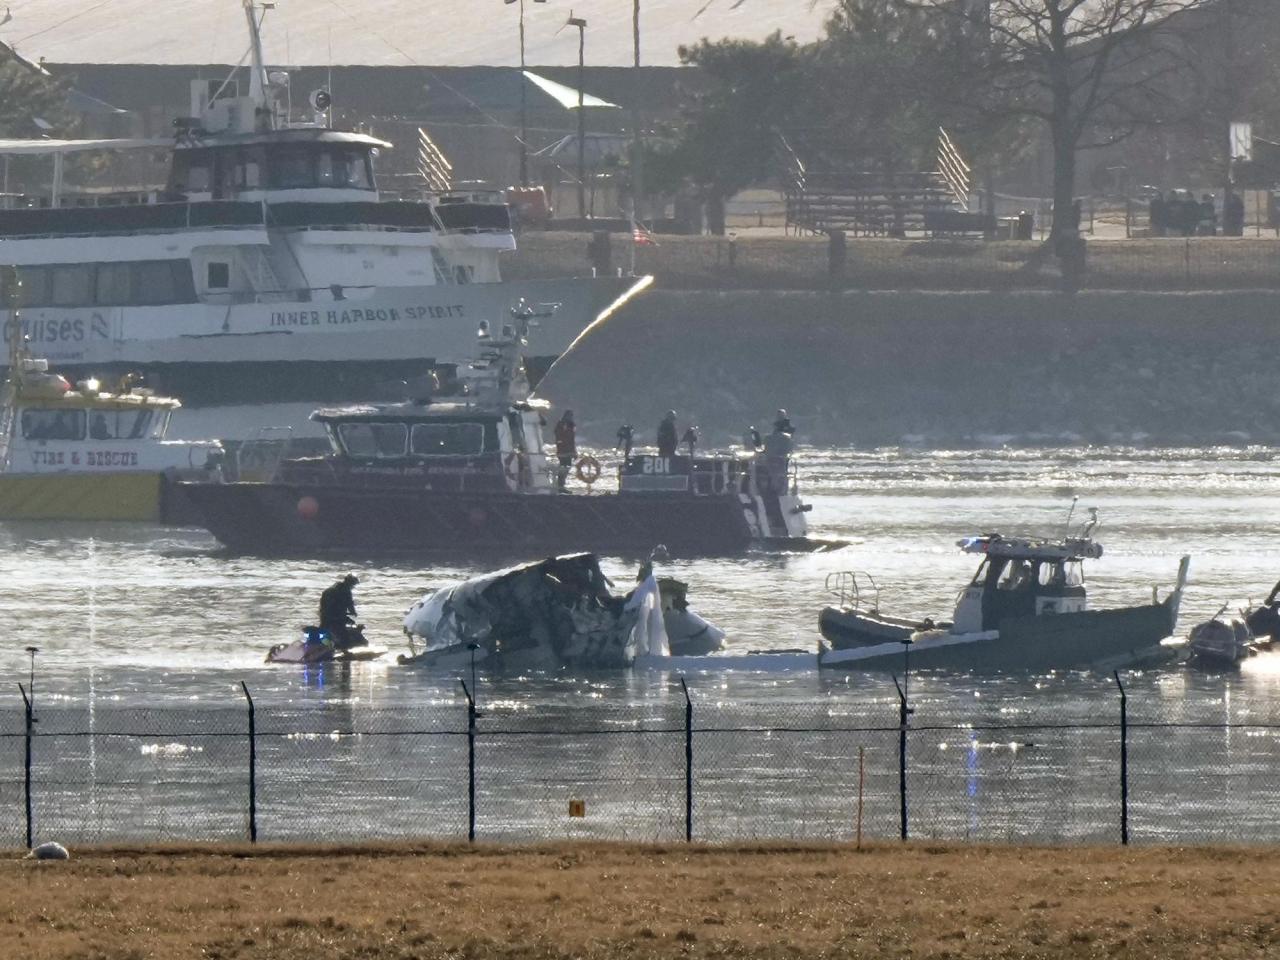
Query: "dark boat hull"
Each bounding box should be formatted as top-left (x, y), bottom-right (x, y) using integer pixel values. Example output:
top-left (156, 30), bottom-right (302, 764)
top-left (820, 599), bottom-right (1181, 672)
top-left (178, 481), bottom-right (756, 556)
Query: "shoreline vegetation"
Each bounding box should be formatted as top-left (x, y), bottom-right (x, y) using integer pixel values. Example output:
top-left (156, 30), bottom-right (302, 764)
top-left (4, 841), bottom-right (1279, 959)
top-left (508, 231), bottom-right (1280, 293)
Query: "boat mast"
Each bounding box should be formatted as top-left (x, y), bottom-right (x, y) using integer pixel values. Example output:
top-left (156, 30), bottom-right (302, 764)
top-left (243, 0), bottom-right (273, 130)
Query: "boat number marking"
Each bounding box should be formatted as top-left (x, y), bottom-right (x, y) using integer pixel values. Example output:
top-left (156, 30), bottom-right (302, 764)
top-left (269, 304), bottom-right (466, 327)
top-left (641, 457), bottom-right (672, 474)
top-left (30, 450), bottom-right (140, 467)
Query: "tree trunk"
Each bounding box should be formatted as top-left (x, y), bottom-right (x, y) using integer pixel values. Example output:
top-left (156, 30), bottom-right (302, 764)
top-left (1049, 124), bottom-right (1078, 246)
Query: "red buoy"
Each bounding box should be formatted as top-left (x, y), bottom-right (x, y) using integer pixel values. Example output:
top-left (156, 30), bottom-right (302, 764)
top-left (297, 496), bottom-right (320, 520)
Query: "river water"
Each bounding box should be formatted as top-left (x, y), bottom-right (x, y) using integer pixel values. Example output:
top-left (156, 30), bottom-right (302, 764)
top-left (4, 446), bottom-right (1280, 845)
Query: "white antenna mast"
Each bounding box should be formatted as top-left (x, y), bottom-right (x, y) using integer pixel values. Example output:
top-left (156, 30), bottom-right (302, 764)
top-left (1062, 495), bottom-right (1079, 539)
top-left (243, 0), bottom-right (272, 124)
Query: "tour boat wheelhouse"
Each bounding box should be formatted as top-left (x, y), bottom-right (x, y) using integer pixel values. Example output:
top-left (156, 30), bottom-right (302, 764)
top-left (0, 1), bottom-right (640, 440)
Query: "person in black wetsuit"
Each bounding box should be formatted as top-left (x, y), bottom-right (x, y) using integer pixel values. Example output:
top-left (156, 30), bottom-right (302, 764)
top-left (656, 411), bottom-right (679, 458)
top-left (319, 573), bottom-right (363, 650)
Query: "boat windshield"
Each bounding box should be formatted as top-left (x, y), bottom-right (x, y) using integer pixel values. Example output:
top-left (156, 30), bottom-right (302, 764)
top-left (337, 421), bottom-right (408, 458)
top-left (410, 422), bottom-right (486, 456)
top-left (21, 408), bottom-right (85, 441)
top-left (88, 409), bottom-right (152, 441)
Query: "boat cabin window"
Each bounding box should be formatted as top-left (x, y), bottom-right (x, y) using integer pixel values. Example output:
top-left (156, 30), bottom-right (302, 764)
top-left (337, 421), bottom-right (408, 458)
top-left (1038, 560), bottom-right (1084, 588)
top-left (51, 266), bottom-right (92, 307)
top-left (996, 559), bottom-right (1034, 592)
top-left (150, 410), bottom-right (171, 439)
top-left (21, 408), bottom-right (85, 441)
top-left (207, 262), bottom-right (231, 290)
top-left (264, 144), bottom-right (375, 191)
top-left (411, 422), bottom-right (485, 456)
top-left (89, 409), bottom-right (152, 441)
top-left (11, 262), bottom-right (195, 308)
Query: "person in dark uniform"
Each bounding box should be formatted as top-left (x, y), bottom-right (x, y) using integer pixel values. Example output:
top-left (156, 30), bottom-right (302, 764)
top-left (554, 410), bottom-right (576, 493)
top-left (319, 573), bottom-right (362, 650)
top-left (656, 411), bottom-right (678, 458)
top-left (773, 409), bottom-right (795, 437)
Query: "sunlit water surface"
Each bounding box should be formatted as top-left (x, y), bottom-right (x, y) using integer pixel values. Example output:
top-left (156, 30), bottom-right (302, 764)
top-left (3, 445), bottom-right (1280, 716)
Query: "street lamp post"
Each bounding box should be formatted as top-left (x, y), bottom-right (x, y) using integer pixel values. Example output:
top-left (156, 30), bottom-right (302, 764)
top-left (632, 0), bottom-right (643, 225)
top-left (505, 0), bottom-right (546, 187)
top-left (568, 14), bottom-right (587, 219)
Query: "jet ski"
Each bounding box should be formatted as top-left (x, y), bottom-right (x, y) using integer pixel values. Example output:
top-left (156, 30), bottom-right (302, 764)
top-left (266, 625), bottom-right (386, 664)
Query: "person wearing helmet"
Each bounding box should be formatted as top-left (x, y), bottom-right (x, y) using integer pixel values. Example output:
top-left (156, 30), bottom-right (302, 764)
top-left (656, 410), bottom-right (679, 458)
top-left (319, 573), bottom-right (364, 650)
top-left (773, 409), bottom-right (795, 436)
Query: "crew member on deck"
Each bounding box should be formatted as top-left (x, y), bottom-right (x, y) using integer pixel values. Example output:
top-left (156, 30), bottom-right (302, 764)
top-left (773, 409), bottom-right (795, 437)
top-left (554, 410), bottom-right (577, 493)
top-left (319, 573), bottom-right (362, 650)
top-left (657, 411), bottom-right (679, 458)
top-left (764, 418), bottom-right (794, 493)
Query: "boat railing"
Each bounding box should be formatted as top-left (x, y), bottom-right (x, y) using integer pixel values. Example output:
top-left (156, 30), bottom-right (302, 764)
top-left (825, 570), bottom-right (881, 613)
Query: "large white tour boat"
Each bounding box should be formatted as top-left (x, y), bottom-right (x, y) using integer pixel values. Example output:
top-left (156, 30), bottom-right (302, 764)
top-left (0, 1), bottom-right (641, 441)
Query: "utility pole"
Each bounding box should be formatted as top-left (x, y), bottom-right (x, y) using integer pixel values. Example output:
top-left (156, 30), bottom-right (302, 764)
top-left (519, 0), bottom-right (528, 186)
top-left (569, 14), bottom-right (587, 219)
top-left (631, 0), bottom-right (644, 224)
top-left (505, 0), bottom-right (545, 187)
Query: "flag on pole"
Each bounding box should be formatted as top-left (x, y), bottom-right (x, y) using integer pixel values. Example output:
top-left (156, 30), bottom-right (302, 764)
top-left (632, 223), bottom-right (658, 246)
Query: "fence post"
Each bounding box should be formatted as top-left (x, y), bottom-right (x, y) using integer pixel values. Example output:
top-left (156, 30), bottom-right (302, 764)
top-left (18, 684), bottom-right (32, 849)
top-left (892, 673), bottom-right (912, 841)
top-left (681, 677), bottom-right (692, 843)
top-left (460, 680), bottom-right (476, 843)
top-left (1113, 671), bottom-right (1129, 845)
top-left (240, 681), bottom-right (257, 843)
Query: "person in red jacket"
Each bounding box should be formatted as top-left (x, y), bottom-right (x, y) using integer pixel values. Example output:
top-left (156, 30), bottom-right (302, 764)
top-left (554, 410), bottom-right (577, 492)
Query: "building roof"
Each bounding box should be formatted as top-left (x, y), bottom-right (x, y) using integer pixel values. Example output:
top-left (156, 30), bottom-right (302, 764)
top-left (2, 0), bottom-right (833, 68)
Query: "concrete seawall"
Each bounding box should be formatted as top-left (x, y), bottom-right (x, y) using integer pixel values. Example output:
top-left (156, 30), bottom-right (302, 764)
top-left (540, 289), bottom-right (1280, 446)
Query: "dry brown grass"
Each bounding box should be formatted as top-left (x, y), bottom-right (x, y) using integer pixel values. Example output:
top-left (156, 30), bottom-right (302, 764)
top-left (505, 231), bottom-right (1280, 292)
top-left (3, 841), bottom-right (1280, 959)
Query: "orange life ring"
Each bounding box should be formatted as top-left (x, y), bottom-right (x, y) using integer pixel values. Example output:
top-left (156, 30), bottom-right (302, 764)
top-left (575, 454), bottom-right (602, 484)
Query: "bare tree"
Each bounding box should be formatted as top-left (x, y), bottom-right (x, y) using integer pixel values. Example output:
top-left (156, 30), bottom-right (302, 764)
top-left (902, 0), bottom-right (1211, 244)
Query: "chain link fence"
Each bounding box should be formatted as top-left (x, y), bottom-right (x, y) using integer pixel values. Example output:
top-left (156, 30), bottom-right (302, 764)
top-left (6, 677), bottom-right (1280, 847)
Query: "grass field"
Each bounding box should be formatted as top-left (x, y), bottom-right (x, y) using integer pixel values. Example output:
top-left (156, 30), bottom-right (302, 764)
top-left (506, 230), bottom-right (1280, 292)
top-left (6, 841), bottom-right (1280, 959)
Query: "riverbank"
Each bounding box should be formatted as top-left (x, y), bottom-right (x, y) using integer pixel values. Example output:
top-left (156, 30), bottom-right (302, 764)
top-left (5, 841), bottom-right (1278, 959)
top-left (507, 231), bottom-right (1280, 292)
top-left (541, 289), bottom-right (1280, 447)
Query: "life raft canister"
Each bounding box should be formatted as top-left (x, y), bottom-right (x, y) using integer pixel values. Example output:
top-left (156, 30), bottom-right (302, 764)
top-left (575, 454), bottom-right (602, 485)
